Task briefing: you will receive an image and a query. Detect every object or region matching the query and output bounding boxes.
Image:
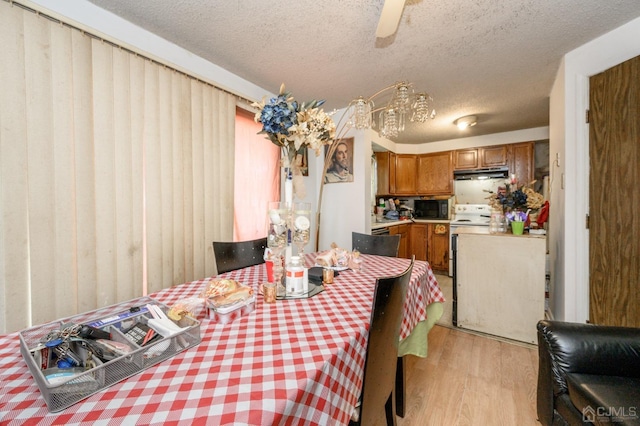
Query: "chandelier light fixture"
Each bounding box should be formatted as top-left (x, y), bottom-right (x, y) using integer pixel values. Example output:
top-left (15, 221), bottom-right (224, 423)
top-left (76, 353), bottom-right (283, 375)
top-left (345, 81), bottom-right (435, 138)
top-left (315, 81), bottom-right (435, 251)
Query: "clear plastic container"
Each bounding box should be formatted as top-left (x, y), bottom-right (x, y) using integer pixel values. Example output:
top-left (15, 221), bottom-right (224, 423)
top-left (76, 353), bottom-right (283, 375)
top-left (489, 209), bottom-right (506, 234)
top-left (207, 295), bottom-right (256, 324)
top-left (286, 256), bottom-right (305, 296)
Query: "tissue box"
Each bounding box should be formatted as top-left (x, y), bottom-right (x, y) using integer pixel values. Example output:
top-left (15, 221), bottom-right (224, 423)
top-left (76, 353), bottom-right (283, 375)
top-left (207, 295), bottom-right (256, 324)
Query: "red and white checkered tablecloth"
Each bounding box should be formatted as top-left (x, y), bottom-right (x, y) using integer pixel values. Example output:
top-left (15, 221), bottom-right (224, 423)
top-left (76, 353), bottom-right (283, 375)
top-left (0, 255), bottom-right (444, 425)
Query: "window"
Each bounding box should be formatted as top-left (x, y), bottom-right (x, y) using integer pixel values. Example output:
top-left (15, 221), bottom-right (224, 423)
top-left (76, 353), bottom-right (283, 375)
top-left (234, 107), bottom-right (280, 241)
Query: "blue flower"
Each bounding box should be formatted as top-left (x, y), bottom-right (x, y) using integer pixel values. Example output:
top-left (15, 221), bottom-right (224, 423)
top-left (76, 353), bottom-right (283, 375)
top-left (252, 84), bottom-right (335, 157)
top-left (259, 95), bottom-right (297, 135)
top-left (497, 185), bottom-right (528, 210)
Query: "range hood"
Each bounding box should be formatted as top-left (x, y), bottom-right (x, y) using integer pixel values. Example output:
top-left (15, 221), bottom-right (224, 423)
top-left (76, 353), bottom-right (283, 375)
top-left (453, 167), bottom-right (509, 180)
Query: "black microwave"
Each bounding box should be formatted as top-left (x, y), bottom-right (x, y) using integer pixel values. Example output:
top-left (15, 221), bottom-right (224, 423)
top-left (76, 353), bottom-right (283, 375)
top-left (414, 200), bottom-right (449, 219)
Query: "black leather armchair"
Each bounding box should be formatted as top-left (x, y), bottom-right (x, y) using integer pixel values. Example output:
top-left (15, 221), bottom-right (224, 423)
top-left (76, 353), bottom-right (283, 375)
top-left (536, 320), bottom-right (640, 426)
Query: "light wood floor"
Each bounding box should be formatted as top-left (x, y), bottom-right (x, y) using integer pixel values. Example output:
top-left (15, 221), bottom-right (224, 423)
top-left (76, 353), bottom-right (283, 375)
top-left (391, 325), bottom-right (540, 426)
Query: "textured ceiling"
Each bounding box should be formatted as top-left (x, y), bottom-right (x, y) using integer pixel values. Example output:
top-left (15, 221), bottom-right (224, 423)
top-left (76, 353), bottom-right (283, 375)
top-left (86, 0), bottom-right (640, 144)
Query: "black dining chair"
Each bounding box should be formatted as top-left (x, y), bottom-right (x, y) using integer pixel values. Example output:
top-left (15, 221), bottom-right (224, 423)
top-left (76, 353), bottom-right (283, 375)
top-left (352, 232), bottom-right (401, 257)
top-left (212, 237), bottom-right (267, 274)
top-left (350, 257), bottom-right (414, 426)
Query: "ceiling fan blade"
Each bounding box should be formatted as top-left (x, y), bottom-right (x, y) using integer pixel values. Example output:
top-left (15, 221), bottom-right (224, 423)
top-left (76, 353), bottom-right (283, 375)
top-left (376, 0), bottom-right (406, 38)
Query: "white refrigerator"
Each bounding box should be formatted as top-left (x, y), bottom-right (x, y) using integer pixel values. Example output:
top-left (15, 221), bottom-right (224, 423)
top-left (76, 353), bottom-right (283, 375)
top-left (455, 230), bottom-right (546, 344)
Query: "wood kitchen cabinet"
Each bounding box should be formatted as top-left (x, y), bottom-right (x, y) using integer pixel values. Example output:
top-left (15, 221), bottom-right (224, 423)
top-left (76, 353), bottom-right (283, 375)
top-left (480, 145), bottom-right (509, 167)
top-left (416, 151), bottom-right (453, 195)
top-left (409, 224), bottom-right (428, 261)
top-left (454, 145), bottom-right (508, 170)
top-left (389, 223), bottom-right (409, 258)
top-left (453, 149), bottom-right (478, 169)
top-left (427, 223), bottom-right (449, 272)
top-left (375, 151), bottom-right (391, 196)
top-left (375, 152), bottom-right (416, 196)
top-left (408, 223), bottom-right (449, 272)
top-left (509, 141), bottom-right (535, 185)
top-left (394, 155), bottom-right (417, 195)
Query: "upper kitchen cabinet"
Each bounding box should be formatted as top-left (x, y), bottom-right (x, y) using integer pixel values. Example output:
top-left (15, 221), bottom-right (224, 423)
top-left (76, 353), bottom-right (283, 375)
top-left (394, 154), bottom-right (417, 195)
top-left (509, 142), bottom-right (535, 185)
top-left (375, 152), bottom-right (418, 196)
top-left (454, 145), bottom-right (508, 170)
top-left (375, 151), bottom-right (392, 196)
top-left (417, 151), bottom-right (453, 195)
top-left (453, 149), bottom-right (478, 169)
top-left (480, 145), bottom-right (509, 167)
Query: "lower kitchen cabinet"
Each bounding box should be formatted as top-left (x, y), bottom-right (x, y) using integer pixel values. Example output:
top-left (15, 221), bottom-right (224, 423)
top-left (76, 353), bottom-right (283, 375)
top-left (427, 223), bottom-right (449, 272)
top-left (389, 223), bottom-right (409, 258)
top-left (408, 223), bottom-right (449, 272)
top-left (409, 224), bottom-right (428, 261)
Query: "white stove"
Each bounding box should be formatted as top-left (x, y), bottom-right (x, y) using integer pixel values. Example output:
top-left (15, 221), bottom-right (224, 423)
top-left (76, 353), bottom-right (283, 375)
top-left (448, 204), bottom-right (492, 276)
top-left (450, 204), bottom-right (492, 226)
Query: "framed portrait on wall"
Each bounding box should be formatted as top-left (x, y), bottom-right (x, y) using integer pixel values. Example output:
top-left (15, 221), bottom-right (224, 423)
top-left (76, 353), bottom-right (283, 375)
top-left (324, 138), bottom-right (354, 184)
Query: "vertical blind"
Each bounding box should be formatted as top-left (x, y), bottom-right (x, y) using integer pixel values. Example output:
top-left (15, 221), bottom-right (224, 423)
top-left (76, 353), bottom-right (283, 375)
top-left (0, 2), bottom-right (235, 333)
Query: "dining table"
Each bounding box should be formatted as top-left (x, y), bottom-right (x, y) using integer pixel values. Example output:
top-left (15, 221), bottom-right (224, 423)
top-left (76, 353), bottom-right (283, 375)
top-left (0, 253), bottom-right (445, 425)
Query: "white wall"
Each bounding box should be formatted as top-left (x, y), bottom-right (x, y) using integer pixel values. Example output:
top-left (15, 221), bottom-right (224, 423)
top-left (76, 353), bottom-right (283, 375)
top-left (399, 127), bottom-right (549, 154)
top-left (549, 16), bottom-right (640, 322)
top-left (548, 59), bottom-right (567, 321)
top-left (313, 126), bottom-right (375, 252)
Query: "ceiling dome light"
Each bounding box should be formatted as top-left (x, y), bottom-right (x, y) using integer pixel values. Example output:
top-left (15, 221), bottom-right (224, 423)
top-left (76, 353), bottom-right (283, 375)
top-left (454, 115), bottom-right (477, 130)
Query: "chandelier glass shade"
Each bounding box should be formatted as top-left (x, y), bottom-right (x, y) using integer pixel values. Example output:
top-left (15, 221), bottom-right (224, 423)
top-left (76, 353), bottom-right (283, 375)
top-left (345, 81), bottom-right (435, 138)
top-left (316, 81), bottom-right (435, 251)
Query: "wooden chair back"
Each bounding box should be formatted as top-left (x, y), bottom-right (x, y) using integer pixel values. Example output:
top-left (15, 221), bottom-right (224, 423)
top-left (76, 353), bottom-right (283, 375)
top-left (356, 257), bottom-right (414, 426)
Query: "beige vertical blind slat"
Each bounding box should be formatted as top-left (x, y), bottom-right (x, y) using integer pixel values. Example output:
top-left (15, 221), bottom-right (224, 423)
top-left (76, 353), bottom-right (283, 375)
top-left (50, 21), bottom-right (78, 319)
top-left (181, 78), bottom-right (195, 284)
top-left (190, 81), bottom-right (206, 280)
top-left (24, 12), bottom-right (57, 326)
top-left (0, 6), bottom-right (30, 332)
top-left (92, 39), bottom-right (118, 308)
top-left (144, 62), bottom-right (163, 294)
top-left (203, 89), bottom-right (216, 276)
top-left (71, 29), bottom-right (98, 315)
top-left (113, 47), bottom-right (144, 303)
top-left (158, 66), bottom-right (175, 288)
top-left (171, 71), bottom-right (187, 284)
top-left (129, 54), bottom-right (146, 298)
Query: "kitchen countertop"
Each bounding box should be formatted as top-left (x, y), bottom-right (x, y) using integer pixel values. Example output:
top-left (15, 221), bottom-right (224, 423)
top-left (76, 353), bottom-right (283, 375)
top-left (371, 218), bottom-right (451, 230)
top-left (453, 226), bottom-right (546, 238)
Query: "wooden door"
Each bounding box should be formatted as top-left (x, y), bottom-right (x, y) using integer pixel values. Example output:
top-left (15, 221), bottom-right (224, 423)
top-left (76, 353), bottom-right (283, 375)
top-left (589, 55), bottom-right (640, 327)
